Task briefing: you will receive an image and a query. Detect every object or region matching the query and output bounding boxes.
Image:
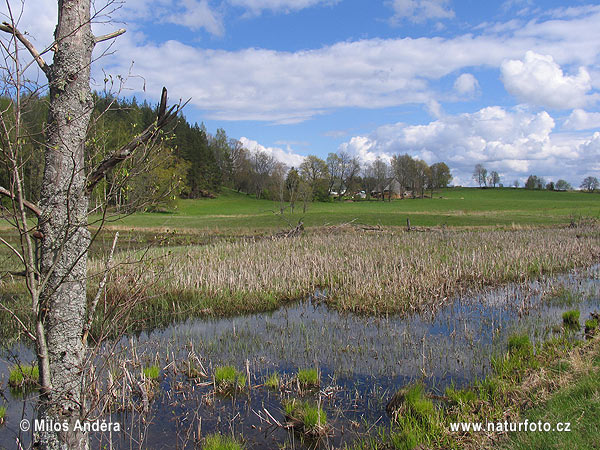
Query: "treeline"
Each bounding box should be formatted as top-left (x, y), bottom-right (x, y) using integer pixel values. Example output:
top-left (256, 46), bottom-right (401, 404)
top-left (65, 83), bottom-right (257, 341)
top-left (1, 94), bottom-right (454, 212)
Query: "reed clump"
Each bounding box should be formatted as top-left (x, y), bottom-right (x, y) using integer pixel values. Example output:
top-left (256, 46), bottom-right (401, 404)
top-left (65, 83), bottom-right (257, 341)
top-left (93, 226), bottom-right (600, 317)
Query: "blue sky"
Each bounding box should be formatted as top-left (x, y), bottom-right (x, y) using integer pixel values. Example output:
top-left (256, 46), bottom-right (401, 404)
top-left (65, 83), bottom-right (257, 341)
top-left (3, 0), bottom-right (600, 186)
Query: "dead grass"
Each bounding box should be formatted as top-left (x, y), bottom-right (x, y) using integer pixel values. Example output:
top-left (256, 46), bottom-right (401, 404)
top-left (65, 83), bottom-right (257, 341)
top-left (94, 225), bottom-right (600, 316)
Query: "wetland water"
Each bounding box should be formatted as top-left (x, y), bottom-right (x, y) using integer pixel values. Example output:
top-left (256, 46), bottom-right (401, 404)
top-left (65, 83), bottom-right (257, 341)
top-left (1, 265), bottom-right (599, 449)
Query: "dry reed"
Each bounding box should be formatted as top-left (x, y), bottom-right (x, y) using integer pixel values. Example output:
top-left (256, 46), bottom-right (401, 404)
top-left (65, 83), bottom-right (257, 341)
top-left (93, 226), bottom-right (600, 316)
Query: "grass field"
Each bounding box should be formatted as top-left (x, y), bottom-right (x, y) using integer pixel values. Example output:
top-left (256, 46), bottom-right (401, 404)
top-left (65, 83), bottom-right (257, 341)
top-left (98, 187), bottom-right (600, 233)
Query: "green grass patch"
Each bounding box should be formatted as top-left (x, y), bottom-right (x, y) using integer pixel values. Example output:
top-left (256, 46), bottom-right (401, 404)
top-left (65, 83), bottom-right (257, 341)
top-left (202, 433), bottom-right (244, 450)
top-left (8, 363), bottom-right (39, 389)
top-left (264, 372), bottom-right (280, 390)
top-left (96, 187), bottom-right (600, 232)
top-left (142, 364), bottom-right (160, 380)
top-left (297, 368), bottom-right (319, 389)
top-left (0, 405), bottom-right (6, 425)
top-left (214, 365), bottom-right (246, 393)
top-left (585, 318), bottom-right (598, 335)
top-left (562, 309), bottom-right (580, 328)
top-left (282, 398), bottom-right (327, 435)
top-left (492, 333), bottom-right (538, 381)
top-left (502, 348), bottom-right (600, 450)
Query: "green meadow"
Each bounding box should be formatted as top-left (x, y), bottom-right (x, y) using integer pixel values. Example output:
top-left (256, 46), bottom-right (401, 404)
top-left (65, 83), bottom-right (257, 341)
top-left (100, 187), bottom-right (600, 233)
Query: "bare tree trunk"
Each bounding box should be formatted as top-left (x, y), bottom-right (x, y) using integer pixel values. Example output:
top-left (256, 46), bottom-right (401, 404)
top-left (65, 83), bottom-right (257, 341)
top-left (35, 1), bottom-right (94, 448)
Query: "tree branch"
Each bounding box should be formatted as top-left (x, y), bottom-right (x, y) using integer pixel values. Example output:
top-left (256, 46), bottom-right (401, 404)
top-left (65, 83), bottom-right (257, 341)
top-left (0, 185), bottom-right (42, 217)
top-left (0, 21), bottom-right (50, 75)
top-left (94, 28), bottom-right (126, 44)
top-left (86, 87), bottom-right (189, 194)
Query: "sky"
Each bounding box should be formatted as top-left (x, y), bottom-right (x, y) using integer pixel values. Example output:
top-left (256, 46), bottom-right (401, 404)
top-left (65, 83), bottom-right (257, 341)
top-left (2, 0), bottom-right (600, 187)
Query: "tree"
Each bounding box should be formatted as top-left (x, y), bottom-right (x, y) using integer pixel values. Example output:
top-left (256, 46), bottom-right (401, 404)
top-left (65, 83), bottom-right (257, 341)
top-left (298, 154), bottom-right (328, 201)
top-left (429, 162), bottom-right (452, 190)
top-left (555, 179), bottom-right (572, 191)
top-left (413, 159), bottom-right (431, 198)
top-left (546, 181), bottom-right (555, 191)
top-left (525, 175), bottom-right (544, 190)
top-left (371, 157), bottom-right (389, 201)
top-left (285, 167), bottom-right (300, 212)
top-left (391, 153), bottom-right (416, 198)
top-left (489, 171), bottom-right (500, 188)
top-left (251, 150), bottom-right (277, 199)
top-left (0, 3), bottom-right (184, 448)
top-left (472, 164), bottom-right (487, 187)
top-left (580, 176), bottom-right (599, 192)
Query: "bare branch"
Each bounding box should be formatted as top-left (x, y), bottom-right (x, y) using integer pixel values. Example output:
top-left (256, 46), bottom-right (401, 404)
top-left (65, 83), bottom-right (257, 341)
top-left (86, 87), bottom-right (189, 194)
top-left (0, 21), bottom-right (50, 75)
top-left (0, 185), bottom-right (41, 217)
top-left (94, 28), bottom-right (126, 44)
top-left (0, 235), bottom-right (25, 264)
top-left (0, 300), bottom-right (36, 341)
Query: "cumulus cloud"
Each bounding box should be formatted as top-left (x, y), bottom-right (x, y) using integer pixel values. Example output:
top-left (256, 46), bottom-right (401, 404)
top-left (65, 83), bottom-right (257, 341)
top-left (239, 137), bottom-right (305, 167)
top-left (501, 51), bottom-right (596, 109)
top-left (563, 109), bottom-right (600, 130)
top-left (387, 0), bottom-right (454, 23)
top-left (453, 73), bottom-right (480, 96)
top-left (337, 106), bottom-right (595, 185)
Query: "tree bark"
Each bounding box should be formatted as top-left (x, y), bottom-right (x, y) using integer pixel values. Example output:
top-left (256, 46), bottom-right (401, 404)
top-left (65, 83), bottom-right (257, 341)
top-left (36, 1), bottom-right (94, 448)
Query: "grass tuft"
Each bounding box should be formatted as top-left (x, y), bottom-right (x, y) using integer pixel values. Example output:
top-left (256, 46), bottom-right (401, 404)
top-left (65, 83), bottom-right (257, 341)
top-left (214, 365), bottom-right (246, 393)
top-left (142, 364), bottom-right (160, 380)
top-left (562, 309), bottom-right (580, 328)
top-left (264, 372), bottom-right (280, 390)
top-left (282, 398), bottom-right (327, 435)
top-left (297, 367), bottom-right (319, 389)
top-left (202, 433), bottom-right (244, 450)
top-left (8, 363), bottom-right (39, 389)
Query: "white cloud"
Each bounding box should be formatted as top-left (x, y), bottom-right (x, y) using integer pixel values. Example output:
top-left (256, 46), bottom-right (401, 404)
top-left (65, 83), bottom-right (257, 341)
top-left (453, 73), bottom-right (480, 96)
top-left (239, 137), bottom-right (305, 167)
top-left (0, 0), bottom-right (56, 49)
top-left (501, 51), bottom-right (596, 109)
top-left (337, 106), bottom-right (597, 185)
top-left (95, 5), bottom-right (600, 124)
top-left (387, 0), bottom-right (454, 23)
top-left (564, 109), bottom-right (600, 130)
top-left (228, 0), bottom-right (338, 15)
top-left (167, 0), bottom-right (225, 35)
